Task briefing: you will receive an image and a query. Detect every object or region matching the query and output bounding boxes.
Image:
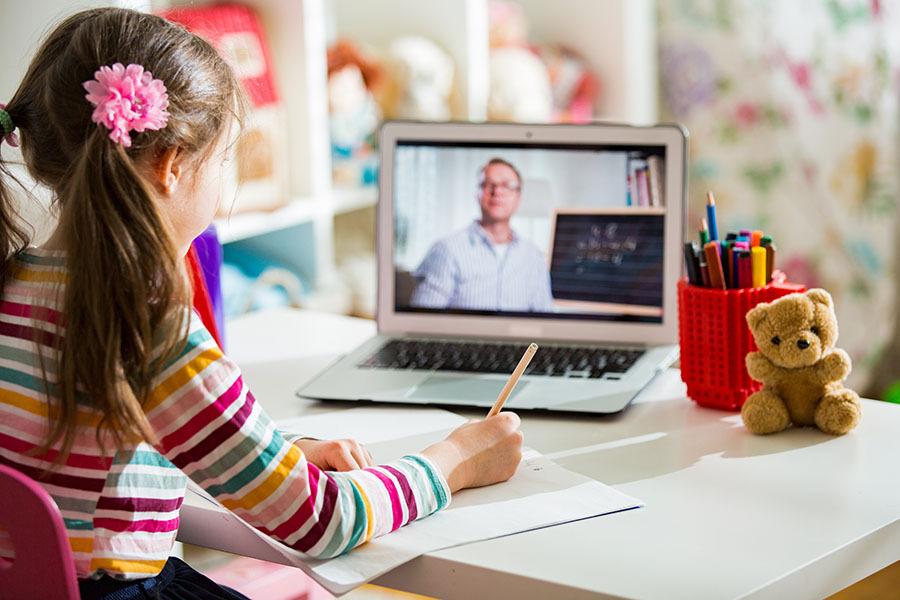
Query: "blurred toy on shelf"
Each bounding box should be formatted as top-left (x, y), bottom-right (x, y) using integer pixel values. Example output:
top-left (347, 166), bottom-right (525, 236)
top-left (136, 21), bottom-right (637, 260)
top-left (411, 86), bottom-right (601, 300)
top-left (488, 47), bottom-right (553, 122)
top-left (327, 40), bottom-right (381, 187)
top-left (159, 4), bottom-right (287, 215)
top-left (486, 1), bottom-right (552, 123)
top-left (221, 244), bottom-right (307, 318)
top-left (539, 44), bottom-right (599, 123)
top-left (221, 262), bottom-right (304, 317)
top-left (488, 0), bottom-right (529, 48)
top-left (380, 36), bottom-right (455, 121)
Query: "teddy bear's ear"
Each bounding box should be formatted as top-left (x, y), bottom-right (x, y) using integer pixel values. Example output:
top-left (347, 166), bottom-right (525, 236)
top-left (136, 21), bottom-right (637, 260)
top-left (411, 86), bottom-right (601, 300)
top-left (746, 305), bottom-right (768, 330)
top-left (806, 288), bottom-right (833, 310)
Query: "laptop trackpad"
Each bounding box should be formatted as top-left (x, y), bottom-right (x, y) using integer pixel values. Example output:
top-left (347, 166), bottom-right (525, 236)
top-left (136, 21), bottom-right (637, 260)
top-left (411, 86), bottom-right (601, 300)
top-left (408, 375), bottom-right (529, 404)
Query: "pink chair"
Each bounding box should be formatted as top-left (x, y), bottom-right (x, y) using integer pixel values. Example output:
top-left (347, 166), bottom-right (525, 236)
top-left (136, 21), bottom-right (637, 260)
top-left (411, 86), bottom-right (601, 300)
top-left (0, 463), bottom-right (79, 599)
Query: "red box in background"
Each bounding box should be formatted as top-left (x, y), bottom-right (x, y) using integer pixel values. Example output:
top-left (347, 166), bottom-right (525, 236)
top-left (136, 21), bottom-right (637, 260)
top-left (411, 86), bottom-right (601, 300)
top-left (677, 272), bottom-right (805, 411)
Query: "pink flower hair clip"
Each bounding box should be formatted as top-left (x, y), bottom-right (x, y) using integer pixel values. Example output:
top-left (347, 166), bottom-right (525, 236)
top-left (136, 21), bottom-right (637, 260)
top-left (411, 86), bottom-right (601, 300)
top-left (83, 63), bottom-right (169, 148)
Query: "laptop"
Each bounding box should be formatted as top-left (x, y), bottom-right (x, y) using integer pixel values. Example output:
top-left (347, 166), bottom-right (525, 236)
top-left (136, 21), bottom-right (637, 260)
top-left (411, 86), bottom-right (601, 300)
top-left (298, 120), bottom-right (687, 413)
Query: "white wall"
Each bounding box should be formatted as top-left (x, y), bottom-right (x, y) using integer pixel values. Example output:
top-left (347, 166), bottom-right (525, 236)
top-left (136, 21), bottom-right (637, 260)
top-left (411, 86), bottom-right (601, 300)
top-left (0, 1), bottom-right (139, 243)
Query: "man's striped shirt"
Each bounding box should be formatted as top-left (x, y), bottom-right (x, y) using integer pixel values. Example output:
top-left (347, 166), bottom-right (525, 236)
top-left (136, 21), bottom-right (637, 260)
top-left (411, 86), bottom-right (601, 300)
top-left (411, 220), bottom-right (555, 312)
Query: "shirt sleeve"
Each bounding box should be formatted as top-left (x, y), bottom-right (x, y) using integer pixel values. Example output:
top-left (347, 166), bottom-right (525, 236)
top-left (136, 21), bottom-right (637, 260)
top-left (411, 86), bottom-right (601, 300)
top-left (410, 242), bottom-right (456, 308)
top-left (143, 310), bottom-right (451, 559)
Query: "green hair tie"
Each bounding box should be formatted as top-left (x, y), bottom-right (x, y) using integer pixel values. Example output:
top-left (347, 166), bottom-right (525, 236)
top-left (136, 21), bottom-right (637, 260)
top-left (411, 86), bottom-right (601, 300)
top-left (0, 107), bottom-right (13, 136)
top-left (0, 104), bottom-right (19, 147)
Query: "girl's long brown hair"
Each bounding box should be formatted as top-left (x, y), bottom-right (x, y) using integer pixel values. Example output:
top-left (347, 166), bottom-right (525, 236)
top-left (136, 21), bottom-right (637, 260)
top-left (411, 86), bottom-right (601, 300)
top-left (0, 8), bottom-right (242, 462)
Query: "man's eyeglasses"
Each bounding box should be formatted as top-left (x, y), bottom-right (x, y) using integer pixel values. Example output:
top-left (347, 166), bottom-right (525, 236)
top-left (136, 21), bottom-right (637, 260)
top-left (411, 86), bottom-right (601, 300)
top-left (480, 181), bottom-right (521, 194)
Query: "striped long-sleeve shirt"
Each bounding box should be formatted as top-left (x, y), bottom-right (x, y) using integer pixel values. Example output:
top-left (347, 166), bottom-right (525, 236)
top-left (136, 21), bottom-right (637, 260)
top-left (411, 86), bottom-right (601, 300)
top-left (0, 248), bottom-right (450, 580)
top-left (411, 220), bottom-right (555, 312)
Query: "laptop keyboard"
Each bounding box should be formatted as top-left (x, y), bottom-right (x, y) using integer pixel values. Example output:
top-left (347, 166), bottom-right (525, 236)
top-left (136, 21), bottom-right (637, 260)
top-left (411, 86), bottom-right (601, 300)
top-left (358, 339), bottom-right (644, 379)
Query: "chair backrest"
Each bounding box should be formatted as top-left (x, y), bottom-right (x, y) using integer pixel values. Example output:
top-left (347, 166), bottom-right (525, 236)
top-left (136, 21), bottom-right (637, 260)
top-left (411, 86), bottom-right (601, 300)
top-left (0, 463), bottom-right (79, 600)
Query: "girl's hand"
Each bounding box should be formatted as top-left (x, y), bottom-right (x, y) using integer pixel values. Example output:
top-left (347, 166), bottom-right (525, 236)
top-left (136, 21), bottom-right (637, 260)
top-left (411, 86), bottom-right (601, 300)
top-left (421, 412), bottom-right (524, 493)
top-left (294, 438), bottom-right (375, 471)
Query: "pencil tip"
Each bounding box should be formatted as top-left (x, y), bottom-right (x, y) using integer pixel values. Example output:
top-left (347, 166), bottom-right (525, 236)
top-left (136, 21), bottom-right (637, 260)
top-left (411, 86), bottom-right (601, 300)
top-left (707, 191), bottom-right (715, 205)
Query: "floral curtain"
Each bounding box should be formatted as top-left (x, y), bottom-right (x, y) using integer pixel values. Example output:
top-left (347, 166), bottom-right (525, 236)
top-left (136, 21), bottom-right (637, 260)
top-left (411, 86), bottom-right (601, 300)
top-left (658, 0), bottom-right (900, 397)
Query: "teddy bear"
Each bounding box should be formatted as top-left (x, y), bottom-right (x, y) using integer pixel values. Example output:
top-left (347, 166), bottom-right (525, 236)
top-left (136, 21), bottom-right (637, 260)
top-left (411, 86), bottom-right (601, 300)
top-left (741, 288), bottom-right (862, 435)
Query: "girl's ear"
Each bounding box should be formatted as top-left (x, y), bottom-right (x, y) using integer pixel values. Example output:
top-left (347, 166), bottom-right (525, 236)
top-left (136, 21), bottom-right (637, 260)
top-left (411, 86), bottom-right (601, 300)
top-left (154, 146), bottom-right (186, 196)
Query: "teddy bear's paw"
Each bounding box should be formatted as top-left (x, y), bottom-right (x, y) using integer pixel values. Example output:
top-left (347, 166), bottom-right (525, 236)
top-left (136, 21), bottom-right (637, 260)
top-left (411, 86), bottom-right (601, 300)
top-left (814, 389), bottom-right (862, 435)
top-left (741, 391), bottom-right (790, 434)
top-left (820, 349), bottom-right (851, 382)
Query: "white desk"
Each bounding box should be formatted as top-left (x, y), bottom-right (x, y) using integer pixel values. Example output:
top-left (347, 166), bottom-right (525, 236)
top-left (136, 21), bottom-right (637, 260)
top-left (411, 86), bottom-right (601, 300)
top-left (194, 308), bottom-right (900, 600)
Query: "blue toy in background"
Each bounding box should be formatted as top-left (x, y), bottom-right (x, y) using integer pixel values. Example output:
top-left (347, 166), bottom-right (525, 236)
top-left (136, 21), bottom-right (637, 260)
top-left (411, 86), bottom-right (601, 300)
top-left (221, 244), bottom-right (307, 319)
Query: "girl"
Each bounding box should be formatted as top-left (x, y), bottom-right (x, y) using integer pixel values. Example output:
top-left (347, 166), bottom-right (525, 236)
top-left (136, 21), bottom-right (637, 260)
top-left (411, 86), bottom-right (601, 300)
top-left (0, 8), bottom-right (523, 599)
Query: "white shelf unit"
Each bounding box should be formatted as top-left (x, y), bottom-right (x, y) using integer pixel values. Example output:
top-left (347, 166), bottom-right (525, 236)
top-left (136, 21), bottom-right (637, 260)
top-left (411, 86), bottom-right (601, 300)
top-left (0, 0), bottom-right (657, 310)
top-left (211, 0), bottom-right (657, 295)
top-left (6, 0), bottom-right (656, 295)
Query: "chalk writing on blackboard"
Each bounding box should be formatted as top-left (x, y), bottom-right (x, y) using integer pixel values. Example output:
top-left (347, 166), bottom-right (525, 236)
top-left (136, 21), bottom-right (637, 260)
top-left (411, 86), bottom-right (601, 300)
top-left (574, 223), bottom-right (639, 268)
top-left (549, 208), bottom-right (665, 313)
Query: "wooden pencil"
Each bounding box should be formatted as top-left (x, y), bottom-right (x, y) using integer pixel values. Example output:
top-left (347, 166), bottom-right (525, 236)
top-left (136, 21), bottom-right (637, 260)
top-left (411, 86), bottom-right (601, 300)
top-left (487, 343), bottom-right (538, 417)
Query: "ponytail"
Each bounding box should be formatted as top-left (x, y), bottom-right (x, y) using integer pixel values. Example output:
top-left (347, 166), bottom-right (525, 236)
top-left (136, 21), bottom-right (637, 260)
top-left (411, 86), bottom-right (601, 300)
top-left (43, 131), bottom-right (192, 458)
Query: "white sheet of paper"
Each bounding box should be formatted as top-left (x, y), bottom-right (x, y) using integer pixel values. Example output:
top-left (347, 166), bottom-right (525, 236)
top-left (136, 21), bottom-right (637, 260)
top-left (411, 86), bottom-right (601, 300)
top-left (180, 407), bottom-right (642, 595)
top-left (275, 407), bottom-right (469, 446)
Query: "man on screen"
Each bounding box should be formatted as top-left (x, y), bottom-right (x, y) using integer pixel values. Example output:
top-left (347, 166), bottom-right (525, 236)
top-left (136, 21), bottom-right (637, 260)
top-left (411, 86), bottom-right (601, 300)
top-left (411, 158), bottom-right (555, 312)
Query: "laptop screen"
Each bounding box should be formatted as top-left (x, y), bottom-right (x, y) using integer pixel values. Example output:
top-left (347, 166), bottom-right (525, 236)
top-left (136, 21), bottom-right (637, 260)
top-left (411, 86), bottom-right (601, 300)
top-left (391, 140), bottom-right (668, 324)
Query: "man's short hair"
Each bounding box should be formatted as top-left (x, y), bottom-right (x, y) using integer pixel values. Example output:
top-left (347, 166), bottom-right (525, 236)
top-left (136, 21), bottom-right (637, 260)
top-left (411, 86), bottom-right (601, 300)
top-left (479, 157), bottom-right (522, 189)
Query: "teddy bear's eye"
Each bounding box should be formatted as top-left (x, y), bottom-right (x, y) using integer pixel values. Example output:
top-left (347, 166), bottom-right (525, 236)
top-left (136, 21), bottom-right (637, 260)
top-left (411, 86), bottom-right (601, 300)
top-left (771, 336), bottom-right (781, 346)
top-left (810, 326), bottom-right (820, 336)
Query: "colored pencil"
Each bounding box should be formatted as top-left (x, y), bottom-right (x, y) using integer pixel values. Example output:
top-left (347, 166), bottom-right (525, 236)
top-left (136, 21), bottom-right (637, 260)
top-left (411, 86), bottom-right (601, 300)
top-left (706, 192), bottom-right (719, 242)
top-left (751, 230), bottom-right (763, 247)
top-left (699, 218), bottom-right (710, 246)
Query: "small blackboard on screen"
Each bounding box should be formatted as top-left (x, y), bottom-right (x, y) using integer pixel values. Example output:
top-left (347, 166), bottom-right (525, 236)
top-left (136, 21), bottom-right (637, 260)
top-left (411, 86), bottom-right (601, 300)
top-left (548, 208), bottom-right (665, 314)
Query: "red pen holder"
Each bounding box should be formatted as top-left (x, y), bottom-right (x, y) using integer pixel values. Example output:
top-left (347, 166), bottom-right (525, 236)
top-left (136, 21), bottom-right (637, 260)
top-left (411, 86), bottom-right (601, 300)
top-left (677, 271), bottom-right (805, 411)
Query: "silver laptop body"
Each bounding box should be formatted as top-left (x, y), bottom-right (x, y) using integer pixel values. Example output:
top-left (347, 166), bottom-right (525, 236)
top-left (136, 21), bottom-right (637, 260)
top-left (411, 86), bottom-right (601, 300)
top-left (298, 121), bottom-right (687, 414)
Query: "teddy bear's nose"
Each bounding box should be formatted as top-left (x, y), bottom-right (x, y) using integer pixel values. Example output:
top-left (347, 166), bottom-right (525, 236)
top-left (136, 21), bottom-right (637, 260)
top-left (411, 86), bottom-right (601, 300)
top-left (797, 339), bottom-right (810, 349)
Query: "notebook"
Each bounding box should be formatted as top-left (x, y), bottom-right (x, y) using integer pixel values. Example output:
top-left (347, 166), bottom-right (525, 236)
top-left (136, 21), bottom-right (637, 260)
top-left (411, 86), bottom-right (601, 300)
top-left (297, 121), bottom-right (687, 413)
